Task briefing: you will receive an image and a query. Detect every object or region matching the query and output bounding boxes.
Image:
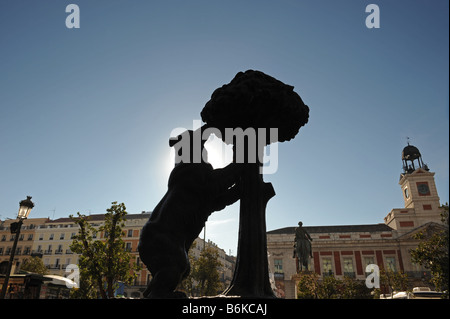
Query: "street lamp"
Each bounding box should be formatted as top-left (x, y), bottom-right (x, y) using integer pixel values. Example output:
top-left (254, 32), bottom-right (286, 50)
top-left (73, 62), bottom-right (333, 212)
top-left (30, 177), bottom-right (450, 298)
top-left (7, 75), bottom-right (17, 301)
top-left (0, 196), bottom-right (34, 299)
top-left (17, 196), bottom-right (34, 219)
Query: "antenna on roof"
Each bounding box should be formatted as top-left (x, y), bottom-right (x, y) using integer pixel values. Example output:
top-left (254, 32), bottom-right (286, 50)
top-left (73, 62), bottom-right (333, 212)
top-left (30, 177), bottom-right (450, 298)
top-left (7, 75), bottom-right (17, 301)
top-left (406, 136), bottom-right (410, 146)
top-left (50, 207), bottom-right (56, 220)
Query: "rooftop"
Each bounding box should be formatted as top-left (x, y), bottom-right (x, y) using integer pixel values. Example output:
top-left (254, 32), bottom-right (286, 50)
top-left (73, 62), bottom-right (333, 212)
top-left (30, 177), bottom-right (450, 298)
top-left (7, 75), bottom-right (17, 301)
top-left (267, 223), bottom-right (393, 235)
top-left (46, 212), bottom-right (152, 224)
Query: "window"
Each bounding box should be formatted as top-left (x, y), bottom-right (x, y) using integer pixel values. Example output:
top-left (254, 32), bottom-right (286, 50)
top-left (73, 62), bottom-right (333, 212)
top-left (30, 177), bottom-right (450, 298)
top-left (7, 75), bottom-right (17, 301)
top-left (49, 233), bottom-right (54, 240)
top-left (39, 234), bottom-right (44, 240)
top-left (125, 242), bottom-right (132, 252)
top-left (343, 258), bottom-right (355, 277)
top-left (27, 234), bottom-right (33, 240)
top-left (127, 229), bottom-right (133, 237)
top-left (274, 258), bottom-right (283, 274)
top-left (60, 233), bottom-right (65, 240)
top-left (363, 256), bottom-right (375, 273)
top-left (386, 257), bottom-right (396, 272)
top-left (1, 235), bottom-right (6, 241)
top-left (322, 258), bottom-right (333, 276)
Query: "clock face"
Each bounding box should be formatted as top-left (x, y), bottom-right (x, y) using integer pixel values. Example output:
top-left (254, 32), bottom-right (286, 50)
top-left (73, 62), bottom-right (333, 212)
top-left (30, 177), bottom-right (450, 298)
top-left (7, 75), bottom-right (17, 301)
top-left (417, 183), bottom-right (430, 195)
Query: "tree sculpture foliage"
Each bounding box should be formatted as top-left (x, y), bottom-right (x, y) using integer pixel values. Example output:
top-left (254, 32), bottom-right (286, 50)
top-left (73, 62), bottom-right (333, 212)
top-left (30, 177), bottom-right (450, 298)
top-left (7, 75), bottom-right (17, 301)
top-left (201, 70), bottom-right (309, 144)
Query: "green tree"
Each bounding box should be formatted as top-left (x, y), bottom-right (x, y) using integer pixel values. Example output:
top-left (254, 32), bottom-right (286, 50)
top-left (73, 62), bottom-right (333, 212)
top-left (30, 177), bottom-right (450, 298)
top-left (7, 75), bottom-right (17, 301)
top-left (297, 273), bottom-right (372, 299)
top-left (70, 212), bottom-right (106, 298)
top-left (20, 256), bottom-right (48, 275)
top-left (102, 202), bottom-right (142, 297)
top-left (69, 272), bottom-right (98, 299)
top-left (317, 275), bottom-right (341, 299)
top-left (296, 272), bottom-right (320, 299)
top-left (410, 203), bottom-right (449, 295)
top-left (191, 247), bottom-right (223, 296)
top-left (376, 268), bottom-right (409, 298)
top-left (340, 275), bottom-right (372, 299)
top-left (70, 202), bottom-right (141, 299)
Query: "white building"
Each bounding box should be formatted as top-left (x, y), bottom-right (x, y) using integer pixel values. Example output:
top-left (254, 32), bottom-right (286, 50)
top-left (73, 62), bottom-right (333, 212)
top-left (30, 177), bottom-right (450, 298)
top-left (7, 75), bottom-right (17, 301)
top-left (267, 144), bottom-right (447, 299)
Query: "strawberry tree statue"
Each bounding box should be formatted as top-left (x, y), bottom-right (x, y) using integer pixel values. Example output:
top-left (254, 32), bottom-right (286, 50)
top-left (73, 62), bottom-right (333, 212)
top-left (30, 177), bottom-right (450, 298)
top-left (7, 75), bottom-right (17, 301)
top-left (201, 70), bottom-right (309, 297)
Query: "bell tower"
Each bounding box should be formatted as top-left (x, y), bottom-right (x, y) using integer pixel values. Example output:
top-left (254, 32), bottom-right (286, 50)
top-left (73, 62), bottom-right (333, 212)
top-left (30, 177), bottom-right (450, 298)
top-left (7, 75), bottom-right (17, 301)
top-left (385, 143), bottom-right (442, 231)
top-left (399, 143), bottom-right (440, 210)
top-left (401, 142), bottom-right (428, 174)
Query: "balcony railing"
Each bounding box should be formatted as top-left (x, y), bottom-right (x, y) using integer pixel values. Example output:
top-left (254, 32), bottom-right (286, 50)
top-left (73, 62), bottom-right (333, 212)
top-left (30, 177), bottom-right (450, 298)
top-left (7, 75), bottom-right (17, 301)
top-left (46, 264), bottom-right (61, 270)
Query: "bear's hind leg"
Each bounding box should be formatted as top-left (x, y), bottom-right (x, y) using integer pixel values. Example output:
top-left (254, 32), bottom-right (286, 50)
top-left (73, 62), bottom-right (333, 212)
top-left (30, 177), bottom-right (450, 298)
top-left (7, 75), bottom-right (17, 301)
top-left (144, 265), bottom-right (188, 299)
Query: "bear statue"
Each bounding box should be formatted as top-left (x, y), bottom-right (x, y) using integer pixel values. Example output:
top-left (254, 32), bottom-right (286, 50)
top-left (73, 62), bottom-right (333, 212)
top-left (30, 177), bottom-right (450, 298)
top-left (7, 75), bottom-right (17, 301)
top-left (138, 127), bottom-right (242, 298)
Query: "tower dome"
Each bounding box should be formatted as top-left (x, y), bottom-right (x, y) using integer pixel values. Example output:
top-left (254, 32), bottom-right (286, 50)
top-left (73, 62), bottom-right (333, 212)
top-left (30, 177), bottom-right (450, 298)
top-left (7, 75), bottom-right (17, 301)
top-left (402, 143), bottom-right (428, 173)
top-left (402, 145), bottom-right (421, 161)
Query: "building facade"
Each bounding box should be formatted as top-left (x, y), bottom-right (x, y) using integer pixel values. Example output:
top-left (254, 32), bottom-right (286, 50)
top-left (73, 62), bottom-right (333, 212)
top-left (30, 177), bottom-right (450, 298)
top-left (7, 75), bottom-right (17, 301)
top-left (267, 144), bottom-right (447, 299)
top-left (189, 237), bottom-right (236, 291)
top-left (1, 211), bottom-right (235, 298)
top-left (0, 218), bottom-right (49, 273)
top-left (30, 212), bottom-right (154, 298)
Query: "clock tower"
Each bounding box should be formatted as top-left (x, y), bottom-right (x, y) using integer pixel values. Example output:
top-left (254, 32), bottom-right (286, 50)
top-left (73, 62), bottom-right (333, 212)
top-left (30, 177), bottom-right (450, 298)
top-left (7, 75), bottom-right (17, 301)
top-left (400, 144), bottom-right (440, 209)
top-left (384, 143), bottom-right (443, 231)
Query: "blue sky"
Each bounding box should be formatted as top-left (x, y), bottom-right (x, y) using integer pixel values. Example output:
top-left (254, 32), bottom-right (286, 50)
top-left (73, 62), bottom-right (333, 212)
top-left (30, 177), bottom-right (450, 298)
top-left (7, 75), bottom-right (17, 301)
top-left (1, 0), bottom-right (448, 256)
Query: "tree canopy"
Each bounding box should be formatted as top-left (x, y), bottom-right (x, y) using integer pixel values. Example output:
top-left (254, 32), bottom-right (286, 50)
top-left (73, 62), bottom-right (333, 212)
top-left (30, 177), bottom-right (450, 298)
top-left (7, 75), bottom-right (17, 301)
top-left (70, 202), bottom-right (141, 299)
top-left (296, 273), bottom-right (372, 299)
top-left (20, 256), bottom-right (48, 275)
top-left (410, 203), bottom-right (449, 295)
top-left (181, 242), bottom-right (224, 297)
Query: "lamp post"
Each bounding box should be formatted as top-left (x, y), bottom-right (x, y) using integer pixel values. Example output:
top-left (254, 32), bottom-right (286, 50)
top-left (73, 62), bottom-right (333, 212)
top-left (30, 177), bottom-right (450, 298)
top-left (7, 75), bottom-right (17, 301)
top-left (0, 196), bottom-right (34, 299)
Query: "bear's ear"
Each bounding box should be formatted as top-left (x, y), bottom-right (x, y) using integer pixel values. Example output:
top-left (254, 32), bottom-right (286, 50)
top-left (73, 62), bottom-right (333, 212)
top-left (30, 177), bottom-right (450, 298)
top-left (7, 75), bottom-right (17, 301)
top-left (169, 135), bottom-right (181, 147)
top-left (169, 130), bottom-right (195, 147)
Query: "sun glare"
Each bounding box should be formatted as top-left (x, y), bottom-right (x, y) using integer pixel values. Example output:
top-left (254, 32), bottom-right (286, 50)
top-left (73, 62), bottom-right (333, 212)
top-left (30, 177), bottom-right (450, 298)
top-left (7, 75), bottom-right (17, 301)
top-left (204, 134), bottom-right (233, 168)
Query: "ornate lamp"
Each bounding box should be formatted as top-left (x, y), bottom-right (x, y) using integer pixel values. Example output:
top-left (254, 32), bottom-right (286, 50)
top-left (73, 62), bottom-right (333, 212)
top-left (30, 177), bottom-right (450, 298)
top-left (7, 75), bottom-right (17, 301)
top-left (17, 196), bottom-right (34, 219)
top-left (0, 196), bottom-right (35, 299)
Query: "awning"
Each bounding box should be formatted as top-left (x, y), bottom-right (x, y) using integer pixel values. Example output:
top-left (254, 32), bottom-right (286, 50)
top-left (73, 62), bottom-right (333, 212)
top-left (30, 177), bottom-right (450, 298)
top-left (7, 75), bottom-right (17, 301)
top-left (43, 275), bottom-right (78, 288)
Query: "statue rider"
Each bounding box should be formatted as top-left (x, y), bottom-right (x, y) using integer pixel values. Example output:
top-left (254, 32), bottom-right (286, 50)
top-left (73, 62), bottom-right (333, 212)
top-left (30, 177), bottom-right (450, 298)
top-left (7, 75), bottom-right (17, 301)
top-left (293, 221), bottom-right (312, 272)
